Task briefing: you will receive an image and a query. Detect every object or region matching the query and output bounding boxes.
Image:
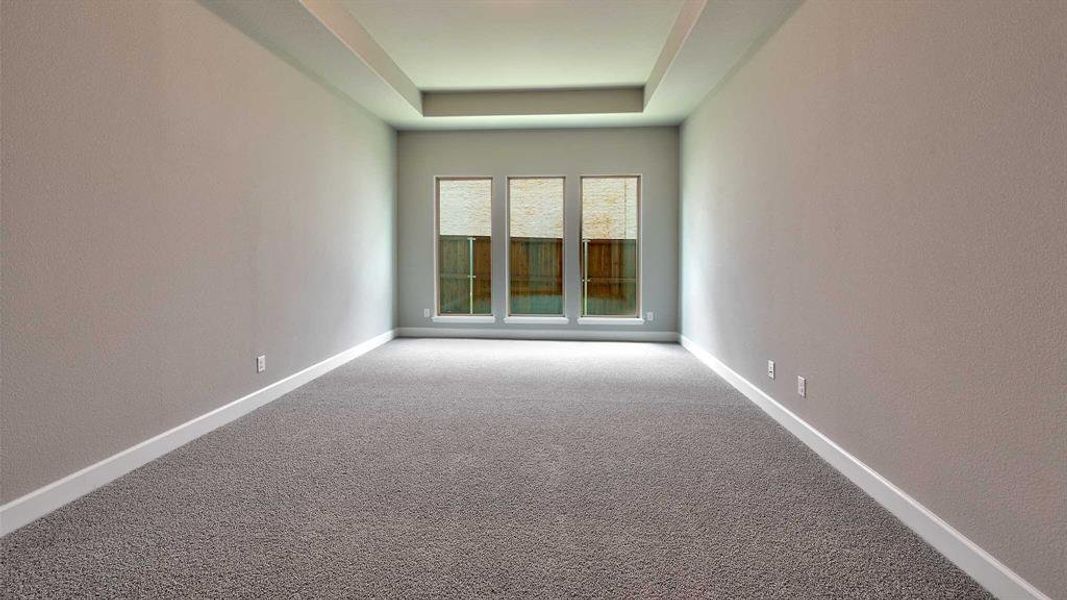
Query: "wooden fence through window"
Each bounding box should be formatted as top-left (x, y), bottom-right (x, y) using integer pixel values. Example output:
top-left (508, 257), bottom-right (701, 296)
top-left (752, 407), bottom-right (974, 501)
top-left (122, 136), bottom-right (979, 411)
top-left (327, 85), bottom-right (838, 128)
top-left (438, 237), bottom-right (637, 316)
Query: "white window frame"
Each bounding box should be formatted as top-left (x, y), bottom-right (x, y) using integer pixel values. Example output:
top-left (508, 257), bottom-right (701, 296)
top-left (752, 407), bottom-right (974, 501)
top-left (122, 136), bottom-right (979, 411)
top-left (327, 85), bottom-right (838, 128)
top-left (432, 176), bottom-right (495, 322)
top-left (503, 175), bottom-right (569, 325)
top-left (576, 174), bottom-right (644, 324)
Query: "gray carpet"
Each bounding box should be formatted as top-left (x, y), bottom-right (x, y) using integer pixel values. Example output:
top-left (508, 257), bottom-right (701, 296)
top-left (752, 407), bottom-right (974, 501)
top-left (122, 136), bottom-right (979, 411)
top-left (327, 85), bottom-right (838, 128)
top-left (1, 339), bottom-right (991, 598)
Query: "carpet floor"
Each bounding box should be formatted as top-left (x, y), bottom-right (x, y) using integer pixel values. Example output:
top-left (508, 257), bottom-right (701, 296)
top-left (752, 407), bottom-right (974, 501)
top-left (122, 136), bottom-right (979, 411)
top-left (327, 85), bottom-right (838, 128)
top-left (1, 339), bottom-right (991, 598)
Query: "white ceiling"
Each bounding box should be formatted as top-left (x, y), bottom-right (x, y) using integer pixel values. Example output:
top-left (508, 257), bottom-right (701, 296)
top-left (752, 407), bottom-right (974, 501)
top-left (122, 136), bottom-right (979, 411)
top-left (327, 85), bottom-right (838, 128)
top-left (341, 0), bottom-right (685, 91)
top-left (206, 0), bottom-right (802, 130)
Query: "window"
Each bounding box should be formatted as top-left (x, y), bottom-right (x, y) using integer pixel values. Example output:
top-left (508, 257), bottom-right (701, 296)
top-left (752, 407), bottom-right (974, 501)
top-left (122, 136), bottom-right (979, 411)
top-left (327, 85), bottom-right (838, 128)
top-left (580, 176), bottom-right (640, 317)
top-left (436, 177), bottom-right (492, 315)
top-left (508, 177), bottom-right (565, 316)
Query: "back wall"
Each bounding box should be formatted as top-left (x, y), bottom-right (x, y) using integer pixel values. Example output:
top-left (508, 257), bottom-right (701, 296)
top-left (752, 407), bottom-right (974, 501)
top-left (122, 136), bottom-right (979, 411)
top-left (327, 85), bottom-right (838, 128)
top-left (397, 128), bottom-right (679, 338)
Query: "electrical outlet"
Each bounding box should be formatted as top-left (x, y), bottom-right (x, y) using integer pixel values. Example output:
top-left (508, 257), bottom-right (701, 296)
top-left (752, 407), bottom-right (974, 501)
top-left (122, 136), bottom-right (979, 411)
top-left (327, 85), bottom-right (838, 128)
top-left (797, 376), bottom-right (806, 397)
top-left (646, 311), bottom-right (654, 322)
top-left (767, 360), bottom-right (775, 380)
top-left (423, 308), bottom-right (431, 318)
top-left (256, 355), bottom-right (266, 373)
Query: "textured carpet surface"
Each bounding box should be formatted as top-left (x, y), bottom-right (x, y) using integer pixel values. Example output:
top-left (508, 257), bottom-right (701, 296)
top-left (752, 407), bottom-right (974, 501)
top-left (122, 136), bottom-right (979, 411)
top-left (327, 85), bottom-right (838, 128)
top-left (2, 339), bottom-right (991, 598)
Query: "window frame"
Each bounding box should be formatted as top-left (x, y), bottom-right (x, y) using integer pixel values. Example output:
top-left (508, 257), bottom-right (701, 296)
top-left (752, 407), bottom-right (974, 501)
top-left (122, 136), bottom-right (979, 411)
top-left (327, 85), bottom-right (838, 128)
top-left (503, 175), bottom-right (569, 322)
top-left (433, 176), bottom-right (495, 321)
top-left (577, 174), bottom-right (643, 322)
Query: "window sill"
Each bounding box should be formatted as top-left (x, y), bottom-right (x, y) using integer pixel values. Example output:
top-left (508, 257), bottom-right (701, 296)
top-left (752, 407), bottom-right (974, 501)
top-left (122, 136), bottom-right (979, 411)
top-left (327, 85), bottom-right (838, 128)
top-left (432, 315), bottom-right (496, 324)
top-left (504, 316), bottom-right (569, 325)
top-left (577, 317), bottom-right (645, 326)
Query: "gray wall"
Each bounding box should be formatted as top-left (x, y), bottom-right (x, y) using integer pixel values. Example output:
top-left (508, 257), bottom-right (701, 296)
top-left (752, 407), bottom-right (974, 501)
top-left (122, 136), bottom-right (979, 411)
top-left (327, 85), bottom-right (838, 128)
top-left (397, 128), bottom-right (678, 336)
top-left (1, 1), bottom-right (397, 502)
top-left (679, 1), bottom-right (1066, 596)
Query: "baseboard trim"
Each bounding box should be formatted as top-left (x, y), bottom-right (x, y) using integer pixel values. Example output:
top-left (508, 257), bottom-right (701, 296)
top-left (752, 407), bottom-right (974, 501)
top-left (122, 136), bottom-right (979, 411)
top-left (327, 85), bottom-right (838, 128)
top-left (0, 329), bottom-right (396, 537)
top-left (678, 335), bottom-right (1050, 600)
top-left (397, 326), bottom-right (679, 343)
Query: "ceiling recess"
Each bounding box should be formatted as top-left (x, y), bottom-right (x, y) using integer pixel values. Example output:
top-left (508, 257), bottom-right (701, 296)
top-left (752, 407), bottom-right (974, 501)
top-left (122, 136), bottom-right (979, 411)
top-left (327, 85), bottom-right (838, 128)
top-left (202, 0), bottom-right (801, 130)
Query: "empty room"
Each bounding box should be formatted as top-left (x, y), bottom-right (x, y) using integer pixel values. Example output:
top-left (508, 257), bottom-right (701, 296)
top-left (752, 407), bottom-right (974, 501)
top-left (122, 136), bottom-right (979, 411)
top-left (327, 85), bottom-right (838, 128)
top-left (1, 0), bottom-right (1064, 598)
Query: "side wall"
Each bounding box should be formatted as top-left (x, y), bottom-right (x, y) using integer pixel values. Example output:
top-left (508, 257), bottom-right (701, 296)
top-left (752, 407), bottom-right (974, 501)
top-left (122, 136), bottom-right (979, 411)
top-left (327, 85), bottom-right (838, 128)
top-left (397, 128), bottom-right (678, 338)
top-left (680, 1), bottom-right (1065, 597)
top-left (1, 1), bottom-right (397, 502)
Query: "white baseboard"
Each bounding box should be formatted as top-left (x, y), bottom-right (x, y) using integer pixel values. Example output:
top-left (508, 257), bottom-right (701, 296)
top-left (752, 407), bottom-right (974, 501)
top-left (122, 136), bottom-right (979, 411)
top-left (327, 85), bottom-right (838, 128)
top-left (398, 326), bottom-right (679, 343)
top-left (0, 329), bottom-right (396, 537)
top-left (678, 336), bottom-right (1051, 600)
